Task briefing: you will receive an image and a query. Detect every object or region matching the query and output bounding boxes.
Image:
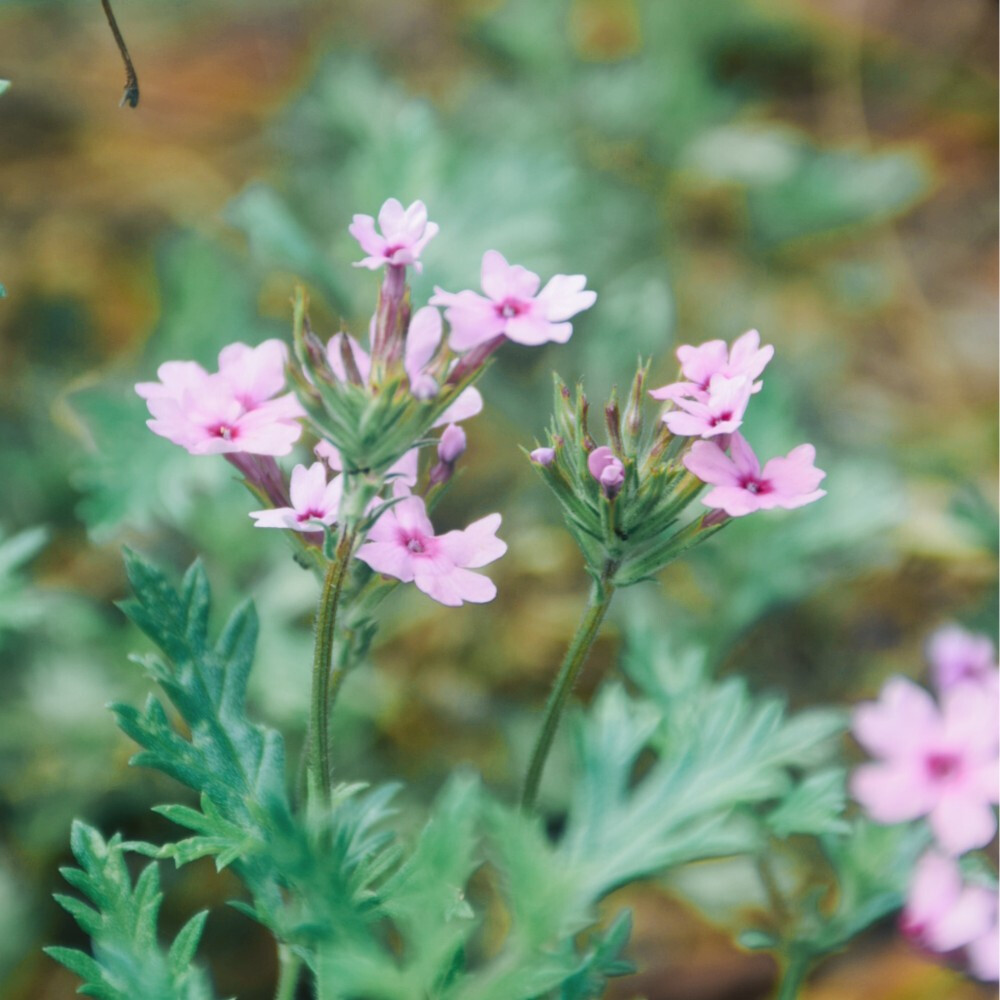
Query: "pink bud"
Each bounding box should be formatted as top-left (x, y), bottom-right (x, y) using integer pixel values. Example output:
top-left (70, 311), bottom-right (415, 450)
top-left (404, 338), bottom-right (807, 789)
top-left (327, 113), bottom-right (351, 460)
top-left (530, 447), bottom-right (556, 466)
top-left (587, 446), bottom-right (625, 497)
top-left (438, 424), bottom-right (467, 464)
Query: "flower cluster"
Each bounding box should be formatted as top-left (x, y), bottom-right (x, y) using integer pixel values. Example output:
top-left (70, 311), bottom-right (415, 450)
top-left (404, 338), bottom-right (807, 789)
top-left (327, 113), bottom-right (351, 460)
top-left (851, 625), bottom-right (999, 981)
top-left (136, 198), bottom-right (596, 606)
top-left (652, 330), bottom-right (826, 518)
top-left (529, 330), bottom-right (825, 589)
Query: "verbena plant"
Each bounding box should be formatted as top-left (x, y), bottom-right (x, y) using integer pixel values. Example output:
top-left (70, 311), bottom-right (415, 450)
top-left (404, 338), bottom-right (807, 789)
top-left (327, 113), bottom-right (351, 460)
top-left (47, 200), bottom-right (997, 999)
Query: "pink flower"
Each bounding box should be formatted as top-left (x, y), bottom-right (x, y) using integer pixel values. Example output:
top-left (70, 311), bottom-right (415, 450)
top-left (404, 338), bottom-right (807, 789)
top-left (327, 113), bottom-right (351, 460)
top-left (851, 677), bottom-right (1000, 855)
top-left (249, 462), bottom-right (342, 531)
top-left (136, 340), bottom-right (303, 457)
top-left (902, 851), bottom-right (998, 981)
top-left (431, 250), bottom-right (596, 351)
top-left (349, 198), bottom-right (439, 273)
top-left (662, 374), bottom-right (753, 438)
top-left (587, 446), bottom-right (625, 497)
top-left (356, 489), bottom-right (506, 606)
top-left (530, 447), bottom-right (555, 466)
top-left (650, 329), bottom-right (774, 402)
top-left (683, 432), bottom-right (826, 516)
top-left (928, 626), bottom-right (999, 695)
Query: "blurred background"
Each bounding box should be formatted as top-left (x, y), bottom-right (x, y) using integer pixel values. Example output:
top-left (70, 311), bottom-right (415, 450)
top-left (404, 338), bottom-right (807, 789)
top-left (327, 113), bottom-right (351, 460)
top-left (0, 0), bottom-right (996, 997)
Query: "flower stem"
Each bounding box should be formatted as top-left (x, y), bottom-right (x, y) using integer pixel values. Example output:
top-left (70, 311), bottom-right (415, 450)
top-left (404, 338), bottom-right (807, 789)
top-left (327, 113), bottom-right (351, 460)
top-left (521, 573), bottom-right (616, 811)
top-left (274, 944), bottom-right (302, 1000)
top-left (775, 951), bottom-right (811, 1000)
top-left (309, 527), bottom-right (356, 802)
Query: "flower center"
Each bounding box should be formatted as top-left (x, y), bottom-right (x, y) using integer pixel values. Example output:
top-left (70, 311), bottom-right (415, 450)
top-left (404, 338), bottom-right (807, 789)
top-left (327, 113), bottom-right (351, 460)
top-left (709, 411), bottom-right (733, 426)
top-left (212, 423), bottom-right (235, 440)
top-left (406, 536), bottom-right (425, 554)
top-left (924, 751), bottom-right (962, 781)
top-left (297, 509), bottom-right (325, 523)
top-left (498, 299), bottom-right (526, 320)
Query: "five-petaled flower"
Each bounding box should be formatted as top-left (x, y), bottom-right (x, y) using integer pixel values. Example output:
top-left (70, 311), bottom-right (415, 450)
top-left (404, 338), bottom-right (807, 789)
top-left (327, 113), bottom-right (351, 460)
top-left (349, 198), bottom-right (439, 272)
top-left (851, 676), bottom-right (1000, 856)
top-left (136, 340), bottom-right (303, 456)
top-left (683, 432), bottom-right (826, 516)
top-left (902, 851), bottom-right (999, 981)
top-left (661, 374), bottom-right (753, 439)
top-left (356, 489), bottom-right (506, 606)
top-left (431, 250), bottom-right (596, 351)
top-left (249, 462), bottom-right (342, 531)
top-left (650, 329), bottom-right (773, 403)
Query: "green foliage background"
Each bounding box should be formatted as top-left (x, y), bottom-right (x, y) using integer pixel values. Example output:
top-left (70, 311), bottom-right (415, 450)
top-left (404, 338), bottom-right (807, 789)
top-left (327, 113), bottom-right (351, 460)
top-left (0, 0), bottom-right (995, 997)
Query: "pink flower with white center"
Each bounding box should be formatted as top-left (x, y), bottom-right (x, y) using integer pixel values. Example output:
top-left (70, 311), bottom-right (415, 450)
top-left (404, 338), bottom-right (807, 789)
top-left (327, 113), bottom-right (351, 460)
top-left (430, 250), bottom-right (596, 351)
top-left (349, 198), bottom-right (439, 273)
top-left (902, 851), bottom-right (999, 981)
top-left (928, 626), bottom-right (999, 695)
top-left (683, 432), bottom-right (826, 517)
top-left (587, 446), bottom-right (625, 497)
top-left (326, 317), bottom-right (483, 424)
top-left (137, 340), bottom-right (303, 457)
top-left (650, 329), bottom-right (774, 403)
top-left (662, 374), bottom-right (753, 438)
top-left (851, 677), bottom-right (1000, 856)
top-left (356, 489), bottom-right (506, 606)
top-left (249, 462), bottom-right (342, 532)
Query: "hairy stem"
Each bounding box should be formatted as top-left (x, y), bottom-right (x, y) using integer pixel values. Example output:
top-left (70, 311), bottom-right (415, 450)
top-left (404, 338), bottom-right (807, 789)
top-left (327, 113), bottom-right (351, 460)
top-left (274, 944), bottom-right (302, 1000)
top-left (521, 573), bottom-right (616, 811)
top-left (309, 528), bottom-right (356, 802)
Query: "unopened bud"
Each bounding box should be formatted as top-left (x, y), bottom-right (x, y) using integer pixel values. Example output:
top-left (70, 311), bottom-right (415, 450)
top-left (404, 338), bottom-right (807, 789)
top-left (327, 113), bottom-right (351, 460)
top-left (587, 446), bottom-right (625, 498)
top-left (438, 423), bottom-right (466, 464)
top-left (530, 446), bottom-right (556, 466)
top-left (604, 391), bottom-right (623, 455)
top-left (430, 424), bottom-right (466, 486)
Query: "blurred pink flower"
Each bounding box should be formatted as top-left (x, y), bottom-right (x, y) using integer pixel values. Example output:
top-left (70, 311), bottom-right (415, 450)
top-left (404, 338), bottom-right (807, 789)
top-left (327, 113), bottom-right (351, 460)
top-left (530, 446), bottom-right (556, 466)
top-left (902, 851), bottom-right (999, 981)
top-left (136, 340), bottom-right (303, 456)
top-left (928, 625), bottom-right (999, 695)
top-left (356, 489), bottom-right (506, 606)
top-left (650, 329), bottom-right (774, 403)
top-left (662, 374), bottom-right (753, 438)
top-left (431, 250), bottom-right (596, 351)
top-left (249, 462), bottom-right (342, 531)
top-left (851, 677), bottom-right (1000, 855)
top-left (587, 446), bottom-right (625, 497)
top-left (349, 198), bottom-right (438, 272)
top-left (683, 432), bottom-right (826, 516)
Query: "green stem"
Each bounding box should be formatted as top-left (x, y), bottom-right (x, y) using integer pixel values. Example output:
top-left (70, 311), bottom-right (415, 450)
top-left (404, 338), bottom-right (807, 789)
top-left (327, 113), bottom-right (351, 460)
top-left (775, 951), bottom-right (811, 1000)
top-left (308, 528), bottom-right (356, 802)
top-left (521, 573), bottom-right (616, 811)
top-left (274, 944), bottom-right (302, 1000)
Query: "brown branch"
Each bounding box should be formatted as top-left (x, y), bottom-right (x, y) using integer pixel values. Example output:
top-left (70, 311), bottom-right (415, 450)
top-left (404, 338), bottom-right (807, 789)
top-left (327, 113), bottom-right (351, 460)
top-left (100, 0), bottom-right (139, 108)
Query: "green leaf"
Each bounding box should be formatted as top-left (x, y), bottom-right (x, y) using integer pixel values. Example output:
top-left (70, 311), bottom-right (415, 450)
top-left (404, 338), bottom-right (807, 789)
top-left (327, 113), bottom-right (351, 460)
top-left (766, 768), bottom-right (850, 839)
top-left (48, 822), bottom-right (217, 1000)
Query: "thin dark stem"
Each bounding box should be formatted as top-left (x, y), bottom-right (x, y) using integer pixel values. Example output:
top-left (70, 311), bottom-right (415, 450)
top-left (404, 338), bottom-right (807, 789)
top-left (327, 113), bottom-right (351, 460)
top-left (309, 528), bottom-right (356, 802)
top-left (100, 0), bottom-right (139, 108)
top-left (521, 573), bottom-right (616, 811)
